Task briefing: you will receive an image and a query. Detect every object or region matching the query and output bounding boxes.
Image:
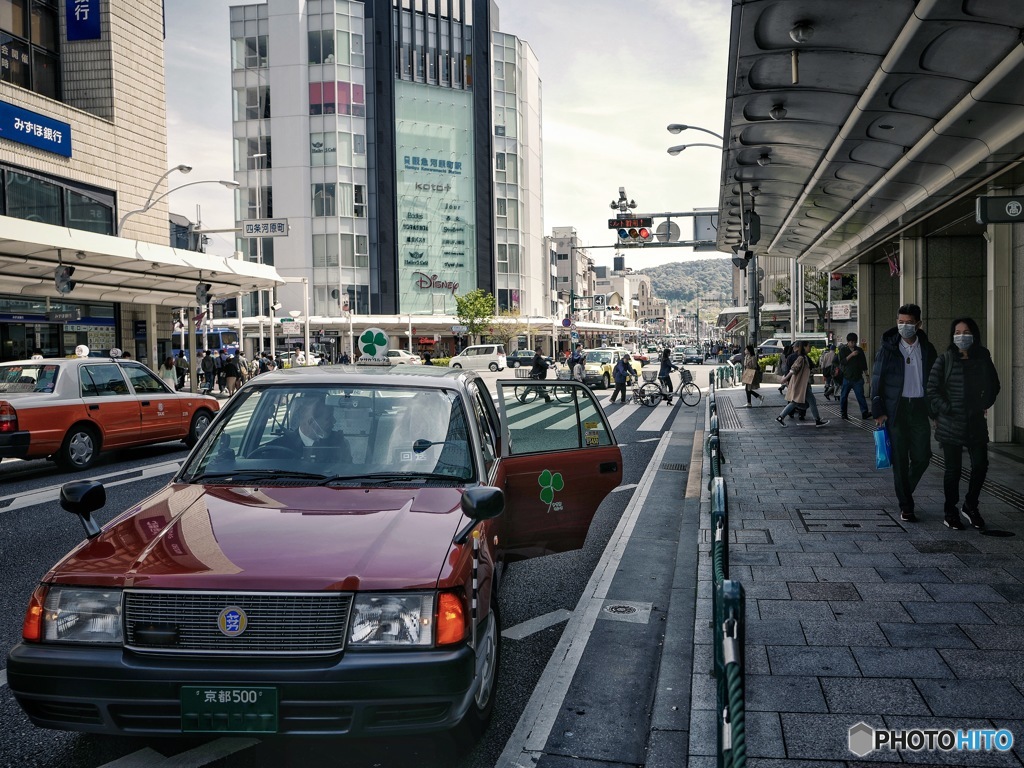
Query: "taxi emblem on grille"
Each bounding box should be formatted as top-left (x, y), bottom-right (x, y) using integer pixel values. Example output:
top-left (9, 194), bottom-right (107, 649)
top-left (217, 606), bottom-right (248, 637)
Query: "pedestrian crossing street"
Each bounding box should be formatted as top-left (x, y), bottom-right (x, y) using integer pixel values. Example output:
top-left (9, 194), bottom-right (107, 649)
top-left (496, 387), bottom-right (691, 434)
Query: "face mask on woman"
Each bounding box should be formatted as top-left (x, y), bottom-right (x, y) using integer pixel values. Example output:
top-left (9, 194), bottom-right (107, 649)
top-left (954, 333), bottom-right (973, 350)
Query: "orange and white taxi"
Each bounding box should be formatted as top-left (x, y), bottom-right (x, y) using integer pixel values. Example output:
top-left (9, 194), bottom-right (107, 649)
top-left (0, 353), bottom-right (219, 471)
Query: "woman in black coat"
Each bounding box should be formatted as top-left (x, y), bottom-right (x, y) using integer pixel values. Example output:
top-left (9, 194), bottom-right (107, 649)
top-left (925, 316), bottom-right (1000, 530)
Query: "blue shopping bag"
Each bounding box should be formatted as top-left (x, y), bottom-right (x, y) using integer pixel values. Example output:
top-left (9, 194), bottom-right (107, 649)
top-left (874, 426), bottom-right (892, 470)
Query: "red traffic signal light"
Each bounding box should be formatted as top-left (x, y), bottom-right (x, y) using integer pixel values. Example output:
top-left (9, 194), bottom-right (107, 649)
top-left (618, 226), bottom-right (653, 244)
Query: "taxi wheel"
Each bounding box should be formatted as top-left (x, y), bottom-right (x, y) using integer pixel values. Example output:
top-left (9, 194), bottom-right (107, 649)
top-left (602, 373), bottom-right (611, 390)
top-left (455, 603), bottom-right (500, 745)
top-left (185, 409), bottom-right (214, 448)
top-left (59, 425), bottom-right (100, 472)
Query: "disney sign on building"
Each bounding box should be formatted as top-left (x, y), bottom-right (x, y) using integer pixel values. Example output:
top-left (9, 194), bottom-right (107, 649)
top-left (393, 80), bottom-right (476, 313)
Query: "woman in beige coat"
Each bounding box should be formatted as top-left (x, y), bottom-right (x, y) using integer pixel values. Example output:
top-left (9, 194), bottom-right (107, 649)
top-left (775, 342), bottom-right (828, 427)
top-left (741, 344), bottom-right (764, 407)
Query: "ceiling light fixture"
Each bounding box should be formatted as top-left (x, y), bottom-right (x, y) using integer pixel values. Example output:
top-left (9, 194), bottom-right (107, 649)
top-left (769, 104), bottom-right (787, 121)
top-left (789, 21), bottom-right (814, 44)
top-left (74, 250), bottom-right (87, 261)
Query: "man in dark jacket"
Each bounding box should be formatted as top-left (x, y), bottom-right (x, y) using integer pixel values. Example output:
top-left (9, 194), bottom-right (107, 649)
top-left (610, 354), bottom-right (634, 404)
top-left (870, 303), bottom-right (938, 522)
top-left (529, 351), bottom-right (552, 403)
top-left (838, 332), bottom-right (871, 420)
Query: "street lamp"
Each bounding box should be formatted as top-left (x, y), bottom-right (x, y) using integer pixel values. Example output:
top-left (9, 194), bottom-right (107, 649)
top-left (117, 179), bottom-right (239, 235)
top-left (666, 123), bottom-right (725, 141)
top-left (667, 143), bottom-right (723, 156)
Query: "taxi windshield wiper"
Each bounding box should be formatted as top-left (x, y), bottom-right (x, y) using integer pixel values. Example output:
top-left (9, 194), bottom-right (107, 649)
top-left (321, 471), bottom-right (469, 486)
top-left (190, 469), bottom-right (330, 484)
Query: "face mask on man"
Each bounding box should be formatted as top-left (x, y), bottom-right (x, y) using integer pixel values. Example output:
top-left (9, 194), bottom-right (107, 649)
top-left (897, 323), bottom-right (917, 339)
top-left (954, 333), bottom-right (973, 350)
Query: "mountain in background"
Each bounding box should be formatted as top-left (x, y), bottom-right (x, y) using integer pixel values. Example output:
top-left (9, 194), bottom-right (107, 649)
top-left (636, 258), bottom-right (734, 307)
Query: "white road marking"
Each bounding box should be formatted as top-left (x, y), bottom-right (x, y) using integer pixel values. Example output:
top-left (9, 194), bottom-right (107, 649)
top-left (611, 483), bottom-right (638, 493)
top-left (636, 436), bottom-right (662, 443)
top-left (96, 738), bottom-right (258, 768)
top-left (501, 609), bottom-right (573, 641)
top-left (496, 431), bottom-right (673, 768)
top-left (0, 459), bottom-right (182, 515)
top-left (605, 403), bottom-right (639, 431)
top-left (637, 401), bottom-right (677, 431)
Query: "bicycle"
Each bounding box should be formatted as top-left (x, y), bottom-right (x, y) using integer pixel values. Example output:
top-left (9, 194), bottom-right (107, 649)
top-left (627, 377), bottom-right (662, 407)
top-left (675, 368), bottom-right (702, 407)
top-left (514, 370), bottom-right (575, 404)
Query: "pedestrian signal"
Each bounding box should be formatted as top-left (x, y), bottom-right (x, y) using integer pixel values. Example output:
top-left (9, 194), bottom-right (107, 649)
top-left (55, 265), bottom-right (76, 294)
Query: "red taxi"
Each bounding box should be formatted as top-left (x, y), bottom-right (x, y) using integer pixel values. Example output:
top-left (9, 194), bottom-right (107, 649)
top-left (7, 365), bottom-right (622, 740)
top-left (0, 356), bottom-right (219, 471)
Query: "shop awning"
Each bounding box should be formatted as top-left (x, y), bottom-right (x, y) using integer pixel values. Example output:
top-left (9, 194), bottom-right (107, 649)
top-left (0, 215), bottom-right (282, 307)
top-left (716, 306), bottom-right (748, 327)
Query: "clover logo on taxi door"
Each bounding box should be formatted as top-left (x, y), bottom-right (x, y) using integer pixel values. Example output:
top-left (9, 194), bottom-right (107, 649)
top-left (538, 469), bottom-right (564, 513)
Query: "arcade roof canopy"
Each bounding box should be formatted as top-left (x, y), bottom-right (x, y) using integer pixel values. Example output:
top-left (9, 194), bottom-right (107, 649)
top-left (717, 0), bottom-right (1024, 272)
top-left (0, 215), bottom-right (282, 307)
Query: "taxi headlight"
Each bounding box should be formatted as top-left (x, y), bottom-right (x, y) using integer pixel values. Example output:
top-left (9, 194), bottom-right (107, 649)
top-left (348, 593), bottom-right (434, 647)
top-left (42, 587), bottom-right (123, 644)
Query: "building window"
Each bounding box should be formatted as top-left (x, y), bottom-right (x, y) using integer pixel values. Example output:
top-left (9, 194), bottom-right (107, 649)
top-left (312, 183), bottom-right (336, 217)
top-left (5, 170), bottom-right (60, 224)
top-left (244, 185), bottom-right (272, 219)
top-left (234, 85), bottom-right (270, 121)
top-left (234, 136), bottom-right (271, 172)
top-left (310, 131), bottom-right (337, 166)
top-left (556, 253), bottom-right (568, 261)
top-left (308, 29), bottom-right (335, 64)
top-left (232, 34), bottom-right (268, 69)
top-left (354, 184), bottom-right (366, 218)
top-left (353, 134), bottom-right (365, 154)
top-left (0, 0), bottom-right (59, 99)
top-left (65, 189), bottom-right (113, 234)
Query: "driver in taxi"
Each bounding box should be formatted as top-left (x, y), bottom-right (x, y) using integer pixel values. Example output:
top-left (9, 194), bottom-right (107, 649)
top-left (268, 396), bottom-right (352, 463)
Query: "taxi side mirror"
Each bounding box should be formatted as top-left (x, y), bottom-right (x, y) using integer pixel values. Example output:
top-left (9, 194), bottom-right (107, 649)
top-left (60, 480), bottom-right (106, 539)
top-left (460, 486), bottom-right (505, 522)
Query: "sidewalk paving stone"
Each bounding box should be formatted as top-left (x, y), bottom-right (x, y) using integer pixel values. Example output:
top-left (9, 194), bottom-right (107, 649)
top-left (800, 620), bottom-right (889, 647)
top-left (874, 566), bottom-right (953, 583)
top-left (903, 601), bottom-right (994, 624)
top-left (829, 600), bottom-right (913, 622)
top-left (767, 646), bottom-right (860, 677)
top-left (758, 599), bottom-right (837, 621)
top-left (878, 622), bottom-right (975, 649)
top-left (852, 647), bottom-right (955, 678)
top-left (788, 582), bottom-right (861, 601)
top-left (960, 624), bottom-right (1024, 650)
top-left (819, 677), bottom-right (930, 715)
top-left (854, 583), bottom-right (933, 602)
top-left (746, 674), bottom-right (828, 713)
top-left (916, 679), bottom-right (1024, 718)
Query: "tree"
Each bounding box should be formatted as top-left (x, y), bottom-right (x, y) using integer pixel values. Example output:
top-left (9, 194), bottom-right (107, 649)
top-left (455, 289), bottom-right (496, 344)
top-left (487, 310), bottom-right (532, 349)
top-left (772, 271), bottom-right (859, 331)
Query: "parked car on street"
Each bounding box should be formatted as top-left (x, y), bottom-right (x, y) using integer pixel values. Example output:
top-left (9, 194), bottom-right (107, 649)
top-left (7, 364), bottom-right (622, 742)
top-left (0, 355), bottom-right (219, 471)
top-left (447, 344), bottom-right (507, 372)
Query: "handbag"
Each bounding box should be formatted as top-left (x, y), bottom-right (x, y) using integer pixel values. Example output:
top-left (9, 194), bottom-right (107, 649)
top-left (874, 426), bottom-right (892, 470)
top-left (740, 368), bottom-right (756, 385)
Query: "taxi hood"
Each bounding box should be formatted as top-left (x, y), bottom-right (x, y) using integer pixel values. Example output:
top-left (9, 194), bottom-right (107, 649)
top-left (52, 483), bottom-right (467, 592)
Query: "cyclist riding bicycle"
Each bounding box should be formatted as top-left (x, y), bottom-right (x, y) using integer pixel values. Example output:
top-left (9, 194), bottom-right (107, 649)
top-left (529, 350), bottom-right (553, 402)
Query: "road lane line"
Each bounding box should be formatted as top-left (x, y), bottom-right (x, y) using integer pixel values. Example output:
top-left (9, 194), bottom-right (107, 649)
top-left (686, 428), bottom-right (705, 499)
top-left (637, 400), bottom-right (676, 431)
top-left (96, 738), bottom-right (258, 768)
top-left (0, 460), bottom-right (182, 515)
top-left (611, 483), bottom-right (638, 493)
top-left (501, 609), bottom-right (573, 641)
top-left (496, 431), bottom-right (673, 768)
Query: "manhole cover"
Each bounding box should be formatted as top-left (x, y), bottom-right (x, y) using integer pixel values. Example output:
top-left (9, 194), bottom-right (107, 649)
top-left (605, 604), bottom-right (638, 615)
top-left (980, 530), bottom-right (1016, 538)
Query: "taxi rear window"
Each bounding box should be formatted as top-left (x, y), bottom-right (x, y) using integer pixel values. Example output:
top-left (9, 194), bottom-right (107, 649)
top-left (0, 364), bottom-right (60, 393)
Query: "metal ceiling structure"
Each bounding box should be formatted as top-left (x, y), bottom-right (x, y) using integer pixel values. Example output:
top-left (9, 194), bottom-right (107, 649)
top-left (0, 215), bottom-right (282, 307)
top-left (717, 0), bottom-right (1024, 271)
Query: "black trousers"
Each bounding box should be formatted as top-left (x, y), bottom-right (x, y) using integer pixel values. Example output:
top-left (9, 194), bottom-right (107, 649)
top-left (610, 381), bottom-right (627, 402)
top-left (941, 442), bottom-right (988, 512)
top-left (888, 397), bottom-right (932, 512)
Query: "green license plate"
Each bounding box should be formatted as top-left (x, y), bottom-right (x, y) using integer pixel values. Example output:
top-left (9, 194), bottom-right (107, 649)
top-left (181, 686), bottom-right (278, 733)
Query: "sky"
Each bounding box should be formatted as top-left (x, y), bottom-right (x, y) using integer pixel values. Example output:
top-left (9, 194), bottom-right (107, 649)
top-left (163, 0), bottom-right (732, 271)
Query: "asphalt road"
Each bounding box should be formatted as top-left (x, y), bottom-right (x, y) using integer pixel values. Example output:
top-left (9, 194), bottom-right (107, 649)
top-left (0, 362), bottom-right (711, 768)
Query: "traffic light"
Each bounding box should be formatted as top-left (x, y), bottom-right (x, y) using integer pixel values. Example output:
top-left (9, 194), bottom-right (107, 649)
top-left (195, 282), bottom-right (212, 305)
top-left (54, 265), bottom-right (76, 294)
top-left (617, 225), bottom-right (653, 244)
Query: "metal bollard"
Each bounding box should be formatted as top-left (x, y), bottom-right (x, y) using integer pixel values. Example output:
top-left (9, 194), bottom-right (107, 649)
top-left (708, 370), bottom-right (715, 390)
top-left (716, 579), bottom-right (746, 768)
top-left (709, 434), bottom-right (720, 482)
top-left (709, 391), bottom-right (717, 415)
top-left (710, 412), bottom-right (719, 438)
top-left (710, 476), bottom-right (728, 582)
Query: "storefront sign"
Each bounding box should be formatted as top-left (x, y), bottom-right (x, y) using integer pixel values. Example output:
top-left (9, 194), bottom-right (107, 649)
top-left (976, 195), bottom-right (1024, 224)
top-left (0, 101), bottom-right (72, 157)
top-left (66, 0), bottom-right (101, 41)
top-left (50, 309), bottom-right (82, 322)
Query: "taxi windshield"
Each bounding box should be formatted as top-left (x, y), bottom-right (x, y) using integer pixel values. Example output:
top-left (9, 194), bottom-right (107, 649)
top-left (181, 384), bottom-right (475, 485)
top-left (585, 351), bottom-right (612, 364)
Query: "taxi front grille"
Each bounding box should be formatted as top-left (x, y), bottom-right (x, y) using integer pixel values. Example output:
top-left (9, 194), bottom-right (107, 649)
top-left (124, 590), bottom-right (351, 656)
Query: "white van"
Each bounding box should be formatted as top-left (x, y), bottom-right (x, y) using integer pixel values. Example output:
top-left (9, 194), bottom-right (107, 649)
top-left (448, 343), bottom-right (507, 371)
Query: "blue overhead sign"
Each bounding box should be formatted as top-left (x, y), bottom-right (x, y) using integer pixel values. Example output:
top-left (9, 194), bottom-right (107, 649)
top-left (0, 102), bottom-right (72, 157)
top-left (66, 0), bottom-right (101, 41)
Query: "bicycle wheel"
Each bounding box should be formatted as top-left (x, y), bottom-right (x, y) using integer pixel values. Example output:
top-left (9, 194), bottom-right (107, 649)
top-left (515, 386), bottom-right (540, 404)
top-left (680, 382), bottom-right (701, 407)
top-left (553, 385), bottom-right (574, 404)
top-left (637, 382), bottom-right (661, 407)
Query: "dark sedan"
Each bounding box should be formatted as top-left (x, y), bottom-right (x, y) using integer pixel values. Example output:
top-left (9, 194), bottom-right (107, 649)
top-left (506, 349), bottom-right (553, 368)
top-left (681, 348), bottom-right (703, 365)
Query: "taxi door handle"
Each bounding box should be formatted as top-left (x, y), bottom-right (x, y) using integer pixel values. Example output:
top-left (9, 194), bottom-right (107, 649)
top-left (88, 404), bottom-right (99, 411)
top-left (141, 401), bottom-right (150, 406)
top-left (599, 462), bottom-right (618, 473)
